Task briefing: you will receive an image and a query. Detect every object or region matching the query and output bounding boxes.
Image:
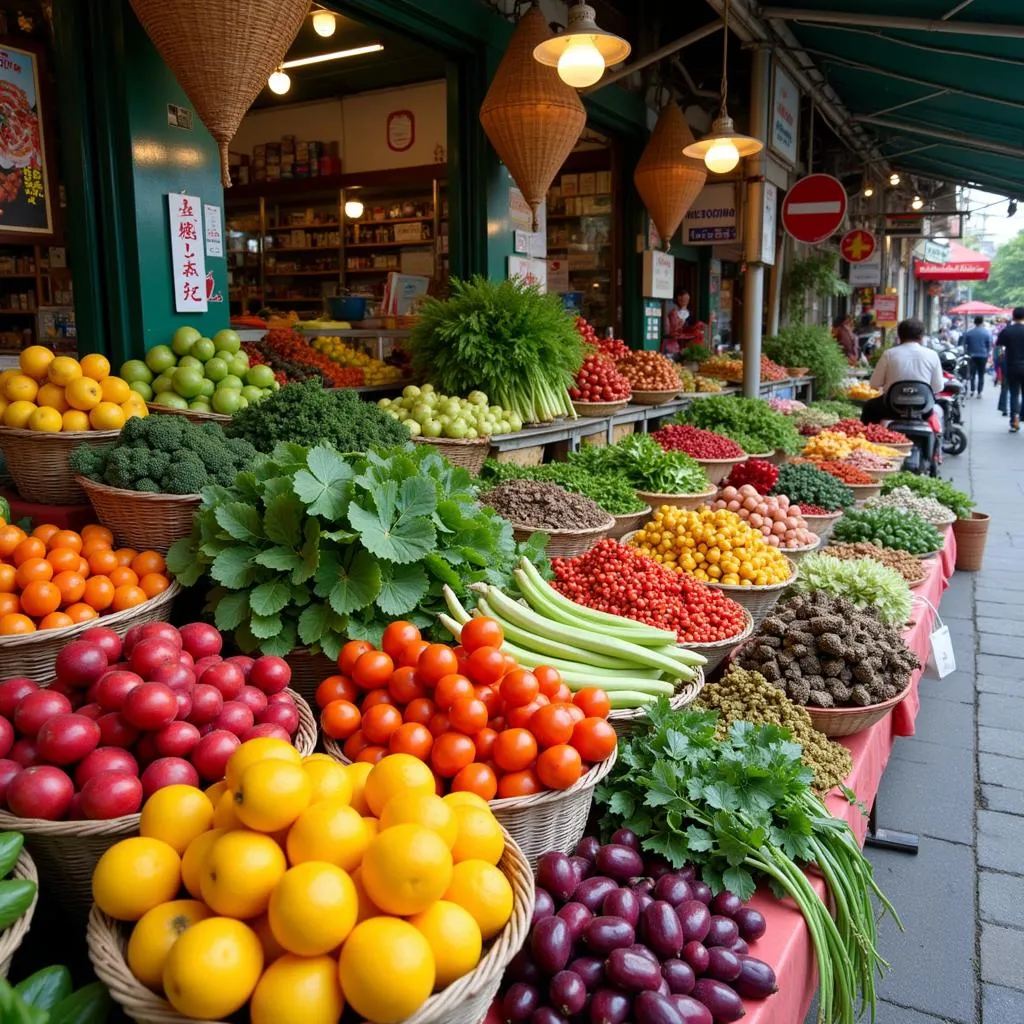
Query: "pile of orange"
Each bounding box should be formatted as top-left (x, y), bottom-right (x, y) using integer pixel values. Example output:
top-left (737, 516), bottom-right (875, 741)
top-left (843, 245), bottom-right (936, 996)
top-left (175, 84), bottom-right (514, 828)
top-left (0, 519), bottom-right (172, 634)
top-left (0, 346), bottom-right (148, 432)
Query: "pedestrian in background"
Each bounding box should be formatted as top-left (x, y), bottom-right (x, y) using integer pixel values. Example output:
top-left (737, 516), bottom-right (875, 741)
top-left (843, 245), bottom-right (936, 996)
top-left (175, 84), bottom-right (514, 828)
top-left (996, 306), bottom-right (1024, 433)
top-left (832, 314), bottom-right (860, 364)
top-left (961, 315), bottom-right (993, 397)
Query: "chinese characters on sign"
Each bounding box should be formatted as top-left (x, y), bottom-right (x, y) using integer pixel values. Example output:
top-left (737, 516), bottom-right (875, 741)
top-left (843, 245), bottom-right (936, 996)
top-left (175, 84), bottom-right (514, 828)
top-left (508, 256), bottom-right (547, 292)
top-left (168, 194), bottom-right (208, 313)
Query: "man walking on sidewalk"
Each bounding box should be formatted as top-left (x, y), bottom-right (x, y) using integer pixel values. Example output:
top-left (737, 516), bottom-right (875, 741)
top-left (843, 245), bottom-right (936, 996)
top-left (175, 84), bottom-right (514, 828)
top-left (962, 316), bottom-right (993, 397)
top-left (997, 307), bottom-right (1024, 432)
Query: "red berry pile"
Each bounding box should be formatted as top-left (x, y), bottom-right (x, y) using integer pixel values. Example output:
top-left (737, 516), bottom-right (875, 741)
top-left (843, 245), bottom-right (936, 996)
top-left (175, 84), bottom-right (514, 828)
top-left (616, 350), bottom-right (680, 391)
top-left (724, 458), bottom-right (779, 494)
top-left (552, 539), bottom-right (748, 644)
top-left (797, 503), bottom-right (831, 516)
top-left (814, 461), bottom-right (875, 484)
top-left (570, 353), bottom-right (632, 402)
top-left (650, 424), bottom-right (744, 459)
top-left (831, 420), bottom-right (908, 444)
top-left (575, 316), bottom-right (631, 360)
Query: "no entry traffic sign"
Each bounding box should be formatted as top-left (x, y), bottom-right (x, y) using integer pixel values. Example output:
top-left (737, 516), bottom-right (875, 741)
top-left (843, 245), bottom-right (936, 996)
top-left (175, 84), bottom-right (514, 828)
top-left (782, 174), bottom-right (848, 244)
top-left (840, 229), bottom-right (876, 263)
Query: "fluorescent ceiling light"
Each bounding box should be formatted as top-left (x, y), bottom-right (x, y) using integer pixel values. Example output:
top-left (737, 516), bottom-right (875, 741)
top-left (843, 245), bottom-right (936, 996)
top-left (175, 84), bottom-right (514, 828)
top-left (282, 43), bottom-right (383, 69)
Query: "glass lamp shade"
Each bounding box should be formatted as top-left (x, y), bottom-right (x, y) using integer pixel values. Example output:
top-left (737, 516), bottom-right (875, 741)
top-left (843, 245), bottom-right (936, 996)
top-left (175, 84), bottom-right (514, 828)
top-left (533, 2), bottom-right (631, 88)
top-left (268, 70), bottom-right (291, 95)
top-left (682, 115), bottom-right (762, 173)
top-left (312, 10), bottom-right (336, 36)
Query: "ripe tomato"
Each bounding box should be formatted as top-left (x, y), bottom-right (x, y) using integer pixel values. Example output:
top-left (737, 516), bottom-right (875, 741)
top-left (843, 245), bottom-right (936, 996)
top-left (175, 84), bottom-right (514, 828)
top-left (398, 640), bottom-right (430, 669)
top-left (352, 651), bottom-right (394, 690)
top-left (549, 684), bottom-right (573, 704)
top-left (418, 644), bottom-right (460, 685)
top-left (472, 727), bottom-right (497, 761)
top-left (404, 697), bottom-right (437, 726)
top-left (339, 640), bottom-right (373, 676)
top-left (499, 669), bottom-right (540, 708)
top-left (430, 732), bottom-right (476, 778)
top-left (342, 730), bottom-right (370, 760)
top-left (361, 704), bottom-right (403, 745)
top-left (448, 697), bottom-right (488, 735)
top-left (475, 685), bottom-right (500, 716)
top-left (388, 722), bottom-right (433, 760)
top-left (451, 762), bottom-right (497, 801)
top-left (571, 717), bottom-right (617, 762)
top-left (361, 690), bottom-right (395, 711)
top-left (315, 675), bottom-right (358, 709)
top-left (528, 703), bottom-right (576, 748)
top-left (356, 745), bottom-right (387, 765)
top-left (573, 688), bottom-right (611, 719)
top-left (459, 617), bottom-right (504, 653)
top-left (428, 711), bottom-right (452, 737)
top-left (536, 744), bottom-right (583, 790)
top-left (433, 674), bottom-right (474, 710)
top-left (388, 666), bottom-right (425, 705)
top-left (493, 728), bottom-right (537, 773)
top-left (320, 700), bottom-right (361, 741)
top-left (466, 647), bottom-right (506, 686)
top-left (497, 768), bottom-right (543, 799)
top-left (502, 654), bottom-right (518, 673)
top-left (381, 621), bottom-right (422, 661)
top-left (533, 666), bottom-right (563, 698)
top-left (507, 697), bottom-right (549, 730)
top-left (564, 704), bottom-right (585, 724)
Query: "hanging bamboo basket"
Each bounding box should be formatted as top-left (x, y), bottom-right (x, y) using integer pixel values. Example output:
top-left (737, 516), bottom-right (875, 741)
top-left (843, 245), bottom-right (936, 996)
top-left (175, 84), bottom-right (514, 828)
top-left (480, 6), bottom-right (587, 230)
top-left (634, 102), bottom-right (707, 247)
top-left (128, 0), bottom-right (310, 186)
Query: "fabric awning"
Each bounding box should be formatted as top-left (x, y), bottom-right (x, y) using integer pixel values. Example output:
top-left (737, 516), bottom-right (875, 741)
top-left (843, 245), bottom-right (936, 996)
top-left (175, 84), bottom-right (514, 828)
top-left (914, 241), bottom-right (991, 281)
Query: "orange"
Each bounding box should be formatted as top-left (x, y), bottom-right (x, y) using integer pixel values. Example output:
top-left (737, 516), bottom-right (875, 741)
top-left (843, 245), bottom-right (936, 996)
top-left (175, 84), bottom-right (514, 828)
top-left (132, 550), bottom-right (166, 577)
top-left (27, 406), bottom-right (63, 432)
top-left (449, 805), bottom-right (503, 866)
top-left (0, 595), bottom-right (21, 617)
top-left (3, 373), bottom-right (38, 402)
top-left (224, 737), bottom-right (302, 792)
top-left (267, 862), bottom-right (357, 957)
top-left (180, 828), bottom-right (225, 899)
top-left (408, 900), bottom-right (481, 988)
top-left (3, 400), bottom-right (37, 428)
top-left (47, 355), bottom-right (82, 387)
top-left (19, 345), bottom-right (55, 379)
top-left (442, 859), bottom-right (514, 939)
top-left (61, 410), bottom-right (89, 432)
top-left (87, 548), bottom-right (118, 575)
top-left (109, 566), bottom-right (139, 588)
top-left (75, 555), bottom-right (90, 576)
top-left (48, 530), bottom-right (82, 553)
top-left (301, 757), bottom-right (352, 805)
top-left (89, 401), bottom-right (126, 431)
top-left (285, 799), bottom-right (368, 871)
top-left (64, 602), bottom-right (98, 624)
top-left (162, 917), bottom-right (264, 1020)
top-left (15, 557), bottom-right (53, 588)
top-left (378, 793), bottom-right (458, 849)
top-left (112, 585), bottom-right (147, 612)
top-left (52, 571), bottom-right (86, 604)
top-left (350, 865), bottom-right (381, 923)
top-left (338, 918), bottom-right (435, 1024)
top-left (79, 353), bottom-right (111, 381)
top-left (113, 547), bottom-right (138, 567)
top-left (11, 537), bottom-right (45, 566)
top-left (250, 954), bottom-right (345, 1024)
top-left (47, 547), bottom-right (82, 573)
top-left (139, 573), bottom-right (170, 598)
top-left (234, 760), bottom-right (312, 833)
top-left (127, 898), bottom-right (211, 992)
top-left (0, 564), bottom-right (15, 593)
top-left (82, 575), bottom-right (114, 610)
top-left (140, 785), bottom-right (215, 855)
top-left (81, 524), bottom-right (114, 546)
top-left (346, 762), bottom-right (374, 815)
top-left (361, 824), bottom-right (453, 916)
top-left (123, 401), bottom-right (148, 422)
top-left (99, 376), bottom-right (130, 403)
top-left (250, 913), bottom-right (287, 964)
top-left (0, 613), bottom-right (34, 635)
top-left (35, 382), bottom-right (69, 413)
top-left (363, 753), bottom-right (437, 817)
top-left (0, 525), bottom-right (25, 557)
top-left (65, 377), bottom-right (101, 411)
top-left (199, 830), bottom-right (287, 919)
top-left (20, 580), bottom-right (61, 618)
top-left (91, 836), bottom-right (181, 921)
top-left (31, 523), bottom-right (59, 545)
top-left (38, 612), bottom-right (74, 630)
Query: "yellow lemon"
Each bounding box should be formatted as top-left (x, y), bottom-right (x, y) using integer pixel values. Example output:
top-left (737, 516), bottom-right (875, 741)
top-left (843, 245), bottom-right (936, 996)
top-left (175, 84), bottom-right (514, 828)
top-left (123, 399), bottom-right (148, 421)
top-left (379, 792), bottom-right (457, 849)
top-left (450, 805), bottom-right (504, 866)
top-left (361, 823), bottom-right (453, 916)
top-left (92, 837), bottom-right (181, 921)
top-left (408, 900), bottom-right (482, 988)
top-left (346, 761), bottom-right (373, 815)
top-left (79, 353), bottom-right (111, 381)
top-left (64, 376), bottom-right (102, 411)
top-left (205, 780), bottom-right (229, 806)
top-left (3, 374), bottom-right (37, 403)
top-left (285, 798), bottom-right (368, 870)
top-left (99, 375), bottom-right (131, 403)
top-left (303, 757), bottom-right (352, 805)
top-left (250, 954), bottom-right (345, 1024)
top-left (212, 790), bottom-right (244, 831)
top-left (442, 791), bottom-right (489, 812)
top-left (3, 400), bottom-right (36, 428)
top-left (363, 753), bottom-right (437, 816)
top-left (225, 737), bottom-right (302, 792)
top-left (27, 406), bottom-right (62, 433)
top-left (0, 396), bottom-right (7, 421)
top-left (234, 760), bottom-right (311, 833)
top-left (443, 859), bottom-right (514, 939)
top-left (89, 401), bottom-right (126, 431)
top-left (250, 912), bottom-right (288, 964)
top-left (267, 861), bottom-right (357, 956)
top-left (181, 827), bottom-right (225, 899)
top-left (350, 865), bottom-right (381, 923)
top-left (140, 785), bottom-right (215, 855)
top-left (47, 355), bottom-right (82, 387)
top-left (127, 899), bottom-right (211, 990)
top-left (200, 830), bottom-right (287, 919)
top-left (35, 382), bottom-right (68, 412)
top-left (19, 345), bottom-right (54, 380)
top-left (61, 409), bottom-right (89, 432)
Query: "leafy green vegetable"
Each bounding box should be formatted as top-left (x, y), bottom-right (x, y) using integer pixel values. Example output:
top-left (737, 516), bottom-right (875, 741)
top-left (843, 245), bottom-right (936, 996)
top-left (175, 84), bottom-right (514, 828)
top-left (810, 399), bottom-right (861, 420)
top-left (409, 276), bottom-right (584, 424)
top-left (675, 396), bottom-right (804, 454)
top-left (832, 505), bottom-right (943, 554)
top-left (477, 459), bottom-right (645, 515)
top-left (1, 966), bottom-right (110, 1024)
top-left (763, 324), bottom-right (850, 398)
top-left (598, 702), bottom-right (899, 1024)
top-left (568, 434), bottom-right (709, 494)
top-left (168, 444), bottom-right (547, 657)
top-left (785, 553), bottom-right (912, 625)
top-left (880, 472), bottom-right (974, 519)
top-left (0, 496), bottom-right (9, 524)
top-left (771, 462), bottom-right (854, 511)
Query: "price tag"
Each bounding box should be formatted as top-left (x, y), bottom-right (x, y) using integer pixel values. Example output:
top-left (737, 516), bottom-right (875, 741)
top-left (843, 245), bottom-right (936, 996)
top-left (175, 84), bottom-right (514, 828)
top-left (927, 624), bottom-right (956, 679)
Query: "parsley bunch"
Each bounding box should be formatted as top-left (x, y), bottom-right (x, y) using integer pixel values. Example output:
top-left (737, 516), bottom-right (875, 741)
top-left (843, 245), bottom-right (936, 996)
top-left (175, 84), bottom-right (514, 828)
top-left (598, 703), bottom-right (900, 1024)
top-left (675, 396), bottom-right (804, 455)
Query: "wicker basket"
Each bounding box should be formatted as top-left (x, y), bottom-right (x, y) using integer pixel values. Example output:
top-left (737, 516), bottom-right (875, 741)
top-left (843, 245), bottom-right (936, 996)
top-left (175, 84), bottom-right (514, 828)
top-left (863, 466), bottom-right (900, 482)
top-left (705, 556), bottom-right (798, 629)
top-left (0, 426), bottom-right (120, 504)
top-left (630, 389), bottom-right (680, 406)
top-left (606, 506), bottom-right (651, 540)
top-left (608, 668), bottom-right (705, 734)
top-left (781, 536), bottom-right (821, 565)
top-left (572, 399), bottom-right (629, 417)
top-left (283, 647), bottom-right (337, 708)
top-left (800, 509), bottom-right (844, 541)
top-left (744, 451), bottom-right (775, 463)
top-left (144, 403), bottom-right (231, 424)
top-left (805, 685), bottom-right (911, 738)
top-left (412, 435), bottom-right (491, 473)
top-left (693, 455), bottom-right (746, 486)
top-left (76, 477), bottom-right (200, 553)
top-left (87, 825), bottom-right (534, 1024)
top-left (847, 481), bottom-right (882, 502)
top-left (0, 849), bottom-right (37, 978)
top-left (678, 607), bottom-right (754, 675)
top-left (887, 440), bottom-right (914, 455)
top-left (0, 582), bottom-right (180, 682)
top-left (787, 367), bottom-right (809, 377)
top-left (635, 485), bottom-right (717, 511)
top-left (511, 517), bottom-right (614, 558)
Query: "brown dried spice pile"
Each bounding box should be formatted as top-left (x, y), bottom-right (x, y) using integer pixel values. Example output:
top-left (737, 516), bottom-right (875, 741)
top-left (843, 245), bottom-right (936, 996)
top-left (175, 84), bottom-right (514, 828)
top-left (479, 479), bottom-right (611, 530)
top-left (824, 541), bottom-right (926, 585)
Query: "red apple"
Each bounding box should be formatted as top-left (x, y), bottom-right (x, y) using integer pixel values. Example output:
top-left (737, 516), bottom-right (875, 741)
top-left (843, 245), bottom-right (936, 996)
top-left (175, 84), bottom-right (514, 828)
top-left (178, 651), bottom-right (194, 667)
top-left (122, 683), bottom-right (178, 732)
top-left (54, 641), bottom-right (109, 689)
top-left (96, 713), bottom-right (139, 750)
top-left (0, 718), bottom-right (13, 759)
top-left (197, 723), bottom-right (213, 737)
top-left (267, 691), bottom-right (295, 706)
top-left (129, 638), bottom-right (178, 678)
top-left (80, 771), bottom-right (143, 819)
top-left (75, 747), bottom-right (139, 789)
top-left (67, 793), bottom-right (85, 820)
top-left (77, 703), bottom-right (103, 721)
top-left (154, 721), bottom-right (201, 759)
top-left (35, 714), bottom-right (101, 766)
top-left (179, 622), bottom-right (222, 661)
top-left (141, 756), bottom-right (199, 797)
top-left (7, 765), bottom-right (75, 819)
top-left (94, 670), bottom-right (144, 712)
top-left (192, 655), bottom-right (222, 678)
top-left (225, 655), bottom-right (255, 680)
top-left (257, 701), bottom-right (299, 736)
top-left (9, 739), bottom-right (40, 768)
top-left (211, 701), bottom-right (254, 738)
top-left (149, 662), bottom-right (195, 691)
top-left (236, 686), bottom-right (268, 717)
top-left (198, 662), bottom-right (245, 701)
top-left (136, 622), bottom-right (182, 650)
top-left (134, 734), bottom-right (159, 768)
top-left (187, 684), bottom-right (223, 726)
top-left (190, 730), bottom-right (240, 782)
top-left (79, 626), bottom-right (122, 663)
top-left (121, 623), bottom-right (147, 657)
top-left (0, 759), bottom-right (21, 807)
top-left (173, 689), bottom-right (193, 722)
top-left (13, 690), bottom-right (72, 738)
top-left (0, 678), bottom-right (37, 717)
top-left (241, 723), bottom-right (291, 743)
top-left (248, 656), bottom-right (291, 695)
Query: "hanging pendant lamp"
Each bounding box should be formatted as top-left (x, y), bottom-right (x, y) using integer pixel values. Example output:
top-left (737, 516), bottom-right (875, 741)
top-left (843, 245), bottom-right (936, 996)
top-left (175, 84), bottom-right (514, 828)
top-left (682, 0), bottom-right (762, 174)
top-left (481, 5), bottom-right (587, 230)
top-left (634, 102), bottom-right (707, 248)
top-left (532, 2), bottom-right (631, 89)
top-left (129, 0), bottom-right (310, 186)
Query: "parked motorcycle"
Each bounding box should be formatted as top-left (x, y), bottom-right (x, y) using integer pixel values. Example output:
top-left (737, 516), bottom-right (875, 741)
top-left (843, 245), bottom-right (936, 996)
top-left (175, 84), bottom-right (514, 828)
top-left (936, 373), bottom-right (968, 456)
top-left (884, 380), bottom-right (941, 477)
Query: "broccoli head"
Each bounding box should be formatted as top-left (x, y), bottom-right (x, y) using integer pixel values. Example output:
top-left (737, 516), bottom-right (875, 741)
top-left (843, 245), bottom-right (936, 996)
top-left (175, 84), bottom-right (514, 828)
top-left (68, 443), bottom-right (110, 482)
top-left (161, 453), bottom-right (208, 495)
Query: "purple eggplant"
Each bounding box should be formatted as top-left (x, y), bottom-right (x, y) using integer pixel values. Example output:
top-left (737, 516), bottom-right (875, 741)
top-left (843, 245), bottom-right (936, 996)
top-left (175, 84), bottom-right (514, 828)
top-left (575, 835), bottom-right (602, 863)
top-left (589, 989), bottom-right (631, 1024)
top-left (642, 900), bottom-right (685, 959)
top-left (676, 901), bottom-right (711, 944)
top-left (705, 916), bottom-right (740, 949)
top-left (709, 892), bottom-right (743, 918)
top-left (557, 901), bottom-right (594, 943)
top-left (733, 907), bottom-right (767, 943)
top-left (691, 881), bottom-right (713, 906)
top-left (691, 979), bottom-right (745, 1022)
top-left (531, 1009), bottom-right (568, 1024)
top-left (538, 853), bottom-right (577, 904)
top-left (654, 874), bottom-right (694, 907)
top-left (569, 855), bottom-right (594, 885)
top-left (574, 876), bottom-right (620, 913)
top-left (705, 947), bottom-right (742, 982)
top-left (533, 889), bottom-right (556, 924)
top-left (568, 955), bottom-right (605, 989)
top-left (582, 915), bottom-right (635, 954)
top-left (681, 940), bottom-right (710, 976)
top-left (610, 827), bottom-right (642, 850)
top-left (550, 971), bottom-right (588, 1017)
top-left (603, 887), bottom-right (641, 926)
top-left (666, 995), bottom-right (714, 1024)
top-left (633, 990), bottom-right (685, 1024)
top-left (733, 956), bottom-right (778, 999)
top-left (662, 958), bottom-right (696, 995)
top-left (507, 949), bottom-right (542, 985)
top-left (595, 844), bottom-right (645, 881)
top-left (531, 916), bottom-right (573, 975)
top-left (502, 982), bottom-right (541, 1023)
top-left (605, 947), bottom-right (663, 993)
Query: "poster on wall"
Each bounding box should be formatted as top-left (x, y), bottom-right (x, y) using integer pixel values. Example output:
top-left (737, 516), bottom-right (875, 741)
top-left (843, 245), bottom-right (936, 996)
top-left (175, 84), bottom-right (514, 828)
top-left (168, 194), bottom-right (208, 314)
top-left (681, 183), bottom-right (739, 245)
top-left (770, 62), bottom-right (799, 166)
top-left (761, 183), bottom-right (777, 266)
top-left (642, 251), bottom-right (674, 299)
top-left (874, 293), bottom-right (899, 327)
top-left (0, 40), bottom-right (54, 239)
top-left (508, 256), bottom-right (547, 292)
top-left (386, 110), bottom-right (415, 152)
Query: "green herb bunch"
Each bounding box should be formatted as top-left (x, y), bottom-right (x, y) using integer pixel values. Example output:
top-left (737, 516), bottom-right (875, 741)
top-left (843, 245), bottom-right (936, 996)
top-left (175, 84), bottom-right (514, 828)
top-left (598, 702), bottom-right (899, 1024)
top-left (832, 506), bottom-right (943, 554)
top-left (477, 458), bottom-right (646, 515)
top-left (764, 324), bottom-right (851, 398)
top-left (409, 276), bottom-right (584, 424)
top-left (681, 343), bottom-right (710, 363)
top-left (881, 472), bottom-right (974, 519)
top-left (785, 552), bottom-right (912, 625)
top-left (569, 434), bottom-right (709, 494)
top-left (771, 462), bottom-right (854, 511)
top-left (168, 443), bottom-right (546, 658)
top-left (675, 396), bottom-right (803, 454)
top-left (225, 381), bottom-right (409, 454)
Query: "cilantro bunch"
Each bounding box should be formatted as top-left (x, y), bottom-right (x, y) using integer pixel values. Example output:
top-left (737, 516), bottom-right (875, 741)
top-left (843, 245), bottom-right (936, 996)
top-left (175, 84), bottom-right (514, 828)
top-left (168, 443), bottom-right (546, 658)
top-left (598, 703), bottom-right (900, 1024)
top-left (569, 434), bottom-right (709, 494)
top-left (675, 396), bottom-right (804, 455)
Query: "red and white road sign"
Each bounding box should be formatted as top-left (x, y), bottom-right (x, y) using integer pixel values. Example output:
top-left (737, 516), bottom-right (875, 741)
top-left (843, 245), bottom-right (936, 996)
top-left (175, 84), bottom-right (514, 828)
top-left (781, 174), bottom-right (848, 244)
top-left (840, 229), bottom-right (876, 264)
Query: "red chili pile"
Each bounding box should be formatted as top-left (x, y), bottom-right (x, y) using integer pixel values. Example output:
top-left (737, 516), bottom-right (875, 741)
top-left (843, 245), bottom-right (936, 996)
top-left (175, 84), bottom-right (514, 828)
top-left (551, 539), bottom-right (748, 644)
top-left (831, 419), bottom-right (908, 444)
top-left (650, 424), bottom-right (744, 459)
top-left (616, 350), bottom-right (680, 391)
top-left (797, 503), bottom-right (831, 515)
top-left (576, 316), bottom-right (631, 360)
top-left (570, 353), bottom-right (632, 402)
top-left (724, 458), bottom-right (779, 494)
top-left (262, 329), bottom-right (365, 388)
top-left (814, 460), bottom-right (875, 484)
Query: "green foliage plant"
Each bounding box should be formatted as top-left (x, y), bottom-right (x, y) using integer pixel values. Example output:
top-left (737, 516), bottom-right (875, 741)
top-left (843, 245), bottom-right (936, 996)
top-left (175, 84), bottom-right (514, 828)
top-left (764, 324), bottom-right (850, 398)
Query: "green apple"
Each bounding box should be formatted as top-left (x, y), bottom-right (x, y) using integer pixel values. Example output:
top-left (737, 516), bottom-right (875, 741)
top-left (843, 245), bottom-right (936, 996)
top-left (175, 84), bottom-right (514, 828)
top-left (151, 374), bottom-right (174, 395)
top-left (237, 397), bottom-right (249, 410)
top-left (227, 354), bottom-right (249, 378)
top-left (270, 380), bottom-right (281, 391)
top-left (192, 337), bottom-right (216, 362)
top-left (217, 375), bottom-right (244, 391)
top-left (211, 388), bottom-right (242, 415)
top-left (172, 366), bottom-right (205, 399)
top-left (199, 378), bottom-right (215, 398)
top-left (421, 419), bottom-right (443, 438)
top-left (145, 345), bottom-right (176, 374)
top-left (129, 380), bottom-right (154, 401)
top-left (188, 399), bottom-right (211, 412)
top-left (153, 391), bottom-right (189, 410)
top-left (121, 359), bottom-right (152, 385)
top-left (212, 329), bottom-right (241, 355)
top-left (245, 365), bottom-right (275, 389)
top-left (178, 355), bottom-right (202, 371)
top-left (171, 326), bottom-right (201, 355)
top-left (241, 385), bottom-right (263, 404)
top-left (204, 357), bottom-right (228, 382)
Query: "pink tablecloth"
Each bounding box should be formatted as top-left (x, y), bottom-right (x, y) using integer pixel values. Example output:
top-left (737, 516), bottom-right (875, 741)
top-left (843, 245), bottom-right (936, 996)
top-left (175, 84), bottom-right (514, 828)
top-left (742, 539), bottom-right (954, 1023)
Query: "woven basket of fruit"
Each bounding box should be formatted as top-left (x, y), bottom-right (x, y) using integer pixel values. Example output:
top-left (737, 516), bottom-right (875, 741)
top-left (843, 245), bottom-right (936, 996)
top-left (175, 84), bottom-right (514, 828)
top-left (0, 428), bottom-right (120, 505)
top-left (76, 478), bottom-right (200, 553)
top-left (0, 847), bottom-right (37, 978)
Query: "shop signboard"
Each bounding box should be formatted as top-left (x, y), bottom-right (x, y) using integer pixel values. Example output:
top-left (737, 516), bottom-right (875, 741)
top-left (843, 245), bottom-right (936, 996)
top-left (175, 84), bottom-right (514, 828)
top-left (168, 194), bottom-right (207, 313)
top-left (681, 183), bottom-right (739, 245)
top-left (770, 63), bottom-right (799, 166)
top-left (884, 214), bottom-right (925, 238)
top-left (761, 183), bottom-right (778, 266)
top-left (849, 246), bottom-right (881, 287)
top-left (204, 204), bottom-right (223, 259)
top-left (0, 40), bottom-right (54, 240)
top-left (642, 250), bottom-right (674, 299)
top-left (874, 293), bottom-right (899, 327)
top-left (508, 256), bottom-right (547, 292)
